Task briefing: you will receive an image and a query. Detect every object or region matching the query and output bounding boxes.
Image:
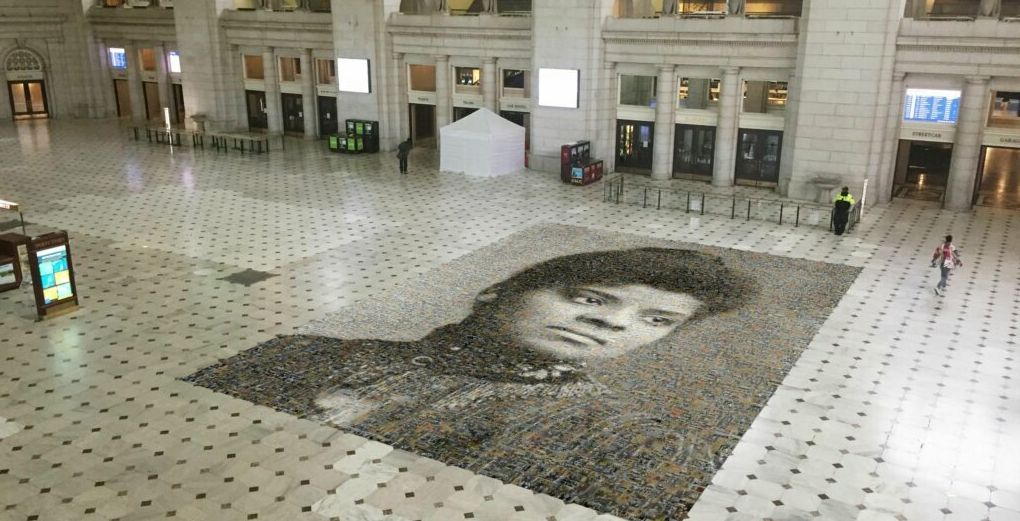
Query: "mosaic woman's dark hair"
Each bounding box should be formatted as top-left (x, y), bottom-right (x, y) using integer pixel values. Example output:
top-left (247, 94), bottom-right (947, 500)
top-left (476, 248), bottom-right (754, 319)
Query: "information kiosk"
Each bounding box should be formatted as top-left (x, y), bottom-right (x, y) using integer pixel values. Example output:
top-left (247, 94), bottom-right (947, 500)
top-left (27, 231), bottom-right (79, 319)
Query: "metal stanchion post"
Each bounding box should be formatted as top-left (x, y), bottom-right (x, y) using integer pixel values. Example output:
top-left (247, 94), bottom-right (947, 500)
top-left (779, 203), bottom-right (784, 225)
top-left (795, 206), bottom-right (800, 227)
top-left (746, 199), bottom-right (751, 221)
top-left (701, 193), bottom-right (705, 215)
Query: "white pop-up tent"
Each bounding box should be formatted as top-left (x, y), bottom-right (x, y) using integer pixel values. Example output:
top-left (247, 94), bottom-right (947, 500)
top-left (439, 108), bottom-right (525, 177)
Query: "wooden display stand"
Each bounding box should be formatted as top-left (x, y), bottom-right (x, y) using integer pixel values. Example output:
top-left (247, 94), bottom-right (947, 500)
top-left (0, 232), bottom-right (29, 293)
top-left (26, 231), bottom-right (80, 319)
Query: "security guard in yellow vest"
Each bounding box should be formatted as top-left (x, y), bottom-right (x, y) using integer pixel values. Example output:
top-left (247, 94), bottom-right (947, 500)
top-left (832, 187), bottom-right (855, 235)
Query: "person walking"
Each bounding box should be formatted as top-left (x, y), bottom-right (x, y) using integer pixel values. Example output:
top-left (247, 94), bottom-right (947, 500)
top-left (832, 186), bottom-right (856, 236)
top-left (931, 235), bottom-right (963, 296)
top-left (396, 138), bottom-right (412, 175)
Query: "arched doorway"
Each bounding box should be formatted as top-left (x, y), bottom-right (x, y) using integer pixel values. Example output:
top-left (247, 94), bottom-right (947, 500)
top-left (4, 49), bottom-right (49, 119)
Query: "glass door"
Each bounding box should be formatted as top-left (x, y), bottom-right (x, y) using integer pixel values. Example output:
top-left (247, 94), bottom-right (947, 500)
top-left (616, 119), bottom-right (654, 172)
top-left (673, 124), bottom-right (715, 178)
top-left (317, 96), bottom-right (337, 136)
top-left (735, 129), bottom-right (782, 186)
top-left (281, 93), bottom-right (304, 135)
top-left (7, 81), bottom-right (49, 119)
top-left (245, 90), bottom-right (268, 130)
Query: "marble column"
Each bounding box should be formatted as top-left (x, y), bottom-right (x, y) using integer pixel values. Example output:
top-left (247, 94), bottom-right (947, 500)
top-left (713, 66), bottom-right (740, 187)
top-left (300, 49), bottom-right (316, 137)
top-left (263, 48), bottom-right (283, 134)
top-left (98, 41), bottom-right (118, 117)
top-left (651, 65), bottom-right (677, 180)
top-left (393, 52), bottom-right (409, 143)
top-left (435, 55), bottom-right (451, 145)
top-left (154, 44), bottom-right (172, 125)
top-left (876, 72), bottom-right (906, 204)
top-left (603, 62), bottom-right (618, 173)
top-left (944, 76), bottom-right (990, 211)
top-left (232, 46), bottom-right (247, 129)
top-left (482, 57), bottom-right (498, 113)
top-left (125, 42), bottom-right (147, 122)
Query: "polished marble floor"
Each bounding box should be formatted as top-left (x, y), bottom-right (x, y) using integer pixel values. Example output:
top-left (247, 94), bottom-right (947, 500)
top-left (0, 119), bottom-right (1018, 521)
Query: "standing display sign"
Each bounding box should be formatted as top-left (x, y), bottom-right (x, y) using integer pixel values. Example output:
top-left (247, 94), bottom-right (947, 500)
top-left (27, 231), bottom-right (79, 319)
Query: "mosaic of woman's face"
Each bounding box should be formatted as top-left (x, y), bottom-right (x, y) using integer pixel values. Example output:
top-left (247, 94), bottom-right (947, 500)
top-left (503, 284), bottom-right (703, 362)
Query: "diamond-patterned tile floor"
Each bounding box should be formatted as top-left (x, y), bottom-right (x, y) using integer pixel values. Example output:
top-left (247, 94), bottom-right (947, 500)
top-left (0, 119), bottom-right (1018, 521)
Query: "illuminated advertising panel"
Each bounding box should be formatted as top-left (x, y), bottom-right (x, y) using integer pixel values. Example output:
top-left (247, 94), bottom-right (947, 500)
top-left (538, 68), bottom-right (579, 109)
top-left (337, 58), bottom-right (371, 94)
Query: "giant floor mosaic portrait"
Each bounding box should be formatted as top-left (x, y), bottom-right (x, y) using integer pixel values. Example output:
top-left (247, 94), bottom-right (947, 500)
top-left (184, 224), bottom-right (860, 519)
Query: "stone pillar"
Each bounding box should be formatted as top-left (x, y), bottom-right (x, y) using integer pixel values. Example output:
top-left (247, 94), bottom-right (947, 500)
top-left (875, 72), bottom-right (906, 204)
top-left (944, 76), bottom-right (990, 211)
top-left (154, 44), bottom-right (172, 125)
top-left (263, 48), bottom-right (283, 134)
top-left (232, 46), bottom-right (247, 129)
top-left (125, 42), bottom-right (147, 122)
top-left (482, 57), bottom-right (498, 113)
top-left (651, 65), bottom-right (677, 180)
top-left (300, 49), bottom-right (317, 137)
top-left (602, 62), bottom-right (619, 173)
top-left (713, 66), bottom-right (740, 187)
top-left (435, 54), bottom-right (451, 144)
top-left (97, 41), bottom-right (118, 117)
top-left (393, 52), bottom-right (409, 142)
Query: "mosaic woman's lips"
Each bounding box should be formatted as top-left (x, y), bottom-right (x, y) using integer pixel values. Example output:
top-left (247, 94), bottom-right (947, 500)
top-left (546, 326), bottom-right (605, 346)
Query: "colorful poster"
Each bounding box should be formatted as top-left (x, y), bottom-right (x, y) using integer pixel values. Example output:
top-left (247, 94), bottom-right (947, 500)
top-left (35, 245), bottom-right (73, 305)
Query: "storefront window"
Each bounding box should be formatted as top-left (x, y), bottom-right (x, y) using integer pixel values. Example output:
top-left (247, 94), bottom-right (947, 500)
top-left (502, 70), bottom-right (530, 98)
top-left (677, 78), bottom-right (719, 110)
top-left (1002, 0), bottom-right (1020, 16)
top-left (409, 65), bottom-right (436, 92)
top-left (742, 80), bottom-right (787, 113)
top-left (454, 66), bottom-right (481, 95)
top-left (307, 0), bottom-right (331, 12)
top-left (745, 0), bottom-right (802, 16)
top-left (619, 75), bottom-right (657, 107)
top-left (989, 91), bottom-right (1020, 128)
top-left (109, 48), bottom-right (127, 69)
top-left (168, 51), bottom-right (181, 73)
top-left (243, 55), bottom-right (264, 80)
top-left (316, 59), bottom-right (336, 85)
top-left (139, 48), bottom-right (157, 72)
top-left (279, 57), bottom-right (301, 82)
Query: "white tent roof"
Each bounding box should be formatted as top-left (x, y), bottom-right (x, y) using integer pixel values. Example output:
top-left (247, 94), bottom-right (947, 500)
top-left (441, 108), bottom-right (524, 139)
top-left (439, 108), bottom-right (525, 178)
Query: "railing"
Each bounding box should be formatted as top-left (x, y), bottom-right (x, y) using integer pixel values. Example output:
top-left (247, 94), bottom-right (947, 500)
top-left (601, 174), bottom-right (861, 232)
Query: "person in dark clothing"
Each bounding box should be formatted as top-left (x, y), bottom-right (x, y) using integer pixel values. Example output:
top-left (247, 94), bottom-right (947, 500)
top-left (396, 138), bottom-right (412, 174)
top-left (832, 186), bottom-right (856, 235)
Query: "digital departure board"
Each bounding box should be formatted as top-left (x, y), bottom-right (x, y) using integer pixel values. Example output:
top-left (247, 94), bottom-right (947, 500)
top-left (903, 89), bottom-right (961, 124)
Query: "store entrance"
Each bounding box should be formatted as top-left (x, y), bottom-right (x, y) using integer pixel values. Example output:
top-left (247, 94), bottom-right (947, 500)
top-left (673, 124), bottom-right (715, 180)
top-left (245, 90), bottom-right (268, 130)
top-left (281, 93), bottom-right (304, 135)
top-left (409, 103), bottom-right (436, 147)
top-left (172, 84), bottom-right (185, 124)
top-left (973, 146), bottom-right (1020, 209)
top-left (142, 81), bottom-right (160, 122)
top-left (7, 80), bottom-right (48, 119)
top-left (114, 79), bottom-right (132, 118)
top-left (318, 96), bottom-right (337, 136)
top-left (500, 110), bottom-right (530, 165)
top-left (735, 129), bottom-right (782, 186)
top-left (453, 106), bottom-right (478, 122)
top-left (893, 140), bottom-right (952, 202)
top-left (616, 120), bottom-right (654, 173)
